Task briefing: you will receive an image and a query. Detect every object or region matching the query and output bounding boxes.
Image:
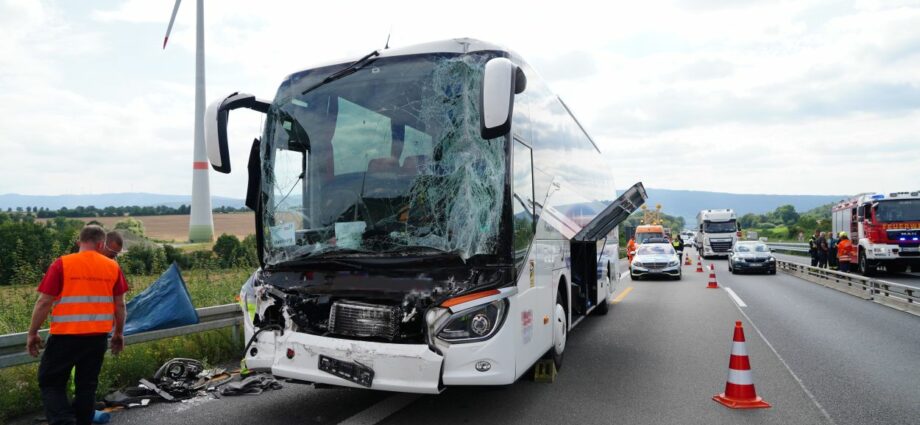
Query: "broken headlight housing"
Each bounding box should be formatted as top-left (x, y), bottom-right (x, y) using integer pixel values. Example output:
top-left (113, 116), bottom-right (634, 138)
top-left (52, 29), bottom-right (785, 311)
top-left (436, 299), bottom-right (507, 343)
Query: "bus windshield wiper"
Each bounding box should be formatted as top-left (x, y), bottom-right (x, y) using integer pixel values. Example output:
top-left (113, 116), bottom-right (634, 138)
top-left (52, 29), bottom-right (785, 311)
top-left (301, 50), bottom-right (380, 95)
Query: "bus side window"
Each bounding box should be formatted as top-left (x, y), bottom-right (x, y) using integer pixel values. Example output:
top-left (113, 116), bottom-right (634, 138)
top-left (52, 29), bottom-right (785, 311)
top-left (512, 139), bottom-right (535, 269)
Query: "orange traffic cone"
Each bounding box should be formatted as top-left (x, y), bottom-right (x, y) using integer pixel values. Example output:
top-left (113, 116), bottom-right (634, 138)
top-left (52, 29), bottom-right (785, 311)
top-left (708, 264), bottom-right (719, 289)
top-left (696, 259), bottom-right (704, 273)
top-left (713, 321), bottom-right (771, 409)
top-left (685, 255), bottom-right (692, 266)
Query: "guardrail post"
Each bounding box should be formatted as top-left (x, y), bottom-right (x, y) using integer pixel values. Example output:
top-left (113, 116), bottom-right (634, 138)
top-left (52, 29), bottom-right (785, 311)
top-left (232, 321), bottom-right (240, 346)
top-left (906, 289), bottom-right (914, 304)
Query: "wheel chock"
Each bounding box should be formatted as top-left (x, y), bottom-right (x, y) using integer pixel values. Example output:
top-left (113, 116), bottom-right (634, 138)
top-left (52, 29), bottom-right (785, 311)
top-left (534, 359), bottom-right (557, 383)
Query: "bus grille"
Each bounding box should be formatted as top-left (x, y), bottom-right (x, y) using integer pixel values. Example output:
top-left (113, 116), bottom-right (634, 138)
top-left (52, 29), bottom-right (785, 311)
top-left (328, 301), bottom-right (400, 341)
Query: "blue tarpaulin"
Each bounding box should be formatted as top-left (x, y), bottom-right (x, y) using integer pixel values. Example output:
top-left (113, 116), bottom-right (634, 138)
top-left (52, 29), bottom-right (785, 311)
top-left (124, 262), bottom-right (199, 336)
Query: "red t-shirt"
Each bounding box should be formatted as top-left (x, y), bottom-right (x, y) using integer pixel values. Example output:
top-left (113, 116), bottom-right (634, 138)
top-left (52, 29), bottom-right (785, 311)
top-left (37, 259), bottom-right (129, 297)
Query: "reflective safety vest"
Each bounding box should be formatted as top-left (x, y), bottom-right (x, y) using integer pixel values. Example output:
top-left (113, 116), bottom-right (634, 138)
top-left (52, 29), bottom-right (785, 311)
top-left (50, 251), bottom-right (119, 335)
top-left (837, 239), bottom-right (855, 263)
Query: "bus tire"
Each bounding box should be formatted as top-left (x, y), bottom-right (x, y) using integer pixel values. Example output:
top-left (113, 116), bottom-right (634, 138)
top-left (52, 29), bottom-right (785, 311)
top-left (551, 290), bottom-right (567, 370)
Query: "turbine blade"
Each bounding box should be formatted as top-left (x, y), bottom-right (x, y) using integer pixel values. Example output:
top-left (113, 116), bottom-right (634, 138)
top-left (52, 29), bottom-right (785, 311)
top-left (163, 0), bottom-right (182, 49)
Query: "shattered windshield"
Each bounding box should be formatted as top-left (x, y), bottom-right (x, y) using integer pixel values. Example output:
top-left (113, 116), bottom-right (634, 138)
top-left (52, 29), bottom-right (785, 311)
top-left (260, 52), bottom-right (506, 266)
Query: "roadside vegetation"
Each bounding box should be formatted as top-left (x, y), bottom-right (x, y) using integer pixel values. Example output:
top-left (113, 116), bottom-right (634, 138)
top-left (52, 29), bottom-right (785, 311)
top-left (0, 209), bottom-right (258, 422)
top-left (738, 203), bottom-right (834, 241)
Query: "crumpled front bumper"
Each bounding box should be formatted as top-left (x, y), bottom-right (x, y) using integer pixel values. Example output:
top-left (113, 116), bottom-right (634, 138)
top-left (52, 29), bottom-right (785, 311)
top-left (271, 332), bottom-right (444, 394)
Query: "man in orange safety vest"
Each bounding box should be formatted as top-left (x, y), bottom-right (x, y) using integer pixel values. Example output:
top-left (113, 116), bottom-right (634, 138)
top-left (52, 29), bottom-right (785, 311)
top-left (27, 225), bottom-right (128, 425)
top-left (836, 232), bottom-right (856, 273)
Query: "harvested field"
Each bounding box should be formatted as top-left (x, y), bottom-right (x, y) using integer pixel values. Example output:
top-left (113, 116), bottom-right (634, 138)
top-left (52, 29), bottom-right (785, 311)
top-left (39, 213), bottom-right (255, 242)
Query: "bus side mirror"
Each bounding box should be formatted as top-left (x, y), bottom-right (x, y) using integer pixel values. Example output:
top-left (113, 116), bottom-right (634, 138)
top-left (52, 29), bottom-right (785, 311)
top-left (205, 92), bottom-right (270, 174)
top-left (480, 58), bottom-right (526, 140)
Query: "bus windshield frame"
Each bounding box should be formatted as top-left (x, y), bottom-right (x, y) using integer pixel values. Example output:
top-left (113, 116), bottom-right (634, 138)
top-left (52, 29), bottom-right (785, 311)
top-left (258, 52), bottom-right (509, 267)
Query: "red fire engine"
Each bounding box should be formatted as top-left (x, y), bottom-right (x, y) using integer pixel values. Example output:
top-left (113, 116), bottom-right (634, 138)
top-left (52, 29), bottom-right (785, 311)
top-left (832, 191), bottom-right (920, 275)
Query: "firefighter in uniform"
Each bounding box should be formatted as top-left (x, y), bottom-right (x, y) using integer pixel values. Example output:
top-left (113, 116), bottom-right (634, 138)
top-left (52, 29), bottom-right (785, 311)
top-left (836, 232), bottom-right (855, 273)
top-left (27, 226), bottom-right (128, 425)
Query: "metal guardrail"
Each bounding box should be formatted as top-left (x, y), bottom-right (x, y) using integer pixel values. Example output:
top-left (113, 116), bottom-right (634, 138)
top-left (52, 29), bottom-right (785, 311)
top-left (766, 242), bottom-right (810, 253)
top-left (0, 303), bottom-right (242, 369)
top-left (777, 260), bottom-right (920, 316)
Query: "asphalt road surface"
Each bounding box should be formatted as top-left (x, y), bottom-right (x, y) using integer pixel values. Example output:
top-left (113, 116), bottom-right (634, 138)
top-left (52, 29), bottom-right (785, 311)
top-left (13, 248), bottom-right (919, 425)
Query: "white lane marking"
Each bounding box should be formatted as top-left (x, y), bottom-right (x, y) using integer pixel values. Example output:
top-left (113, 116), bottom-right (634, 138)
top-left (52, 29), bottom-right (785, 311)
top-left (731, 305), bottom-right (835, 424)
top-left (723, 287), bottom-right (747, 308)
top-left (338, 394), bottom-right (421, 425)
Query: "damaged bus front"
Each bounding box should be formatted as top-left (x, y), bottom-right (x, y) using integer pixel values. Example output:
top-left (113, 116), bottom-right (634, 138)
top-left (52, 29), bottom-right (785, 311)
top-left (204, 39), bottom-right (644, 393)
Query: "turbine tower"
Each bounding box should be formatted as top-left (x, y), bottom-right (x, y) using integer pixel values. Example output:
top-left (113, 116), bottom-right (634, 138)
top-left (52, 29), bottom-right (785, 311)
top-left (164, 0), bottom-right (213, 242)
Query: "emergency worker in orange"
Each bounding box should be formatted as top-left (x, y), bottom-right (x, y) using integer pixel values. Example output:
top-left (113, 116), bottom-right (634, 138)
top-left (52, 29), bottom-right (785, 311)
top-left (836, 232), bottom-right (855, 273)
top-left (627, 236), bottom-right (637, 263)
top-left (26, 226), bottom-right (128, 425)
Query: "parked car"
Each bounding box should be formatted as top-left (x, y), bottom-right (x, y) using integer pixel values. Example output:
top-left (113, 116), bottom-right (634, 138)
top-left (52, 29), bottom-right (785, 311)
top-left (728, 241), bottom-right (777, 274)
top-left (631, 243), bottom-right (682, 280)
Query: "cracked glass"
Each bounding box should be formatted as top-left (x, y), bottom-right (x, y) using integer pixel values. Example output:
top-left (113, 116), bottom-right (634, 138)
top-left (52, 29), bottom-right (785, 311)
top-left (260, 53), bottom-right (506, 266)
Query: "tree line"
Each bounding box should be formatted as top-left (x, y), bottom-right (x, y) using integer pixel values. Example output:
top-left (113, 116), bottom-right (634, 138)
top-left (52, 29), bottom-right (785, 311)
top-left (738, 203), bottom-right (833, 240)
top-left (0, 211), bottom-right (257, 286)
top-left (3, 204), bottom-right (248, 218)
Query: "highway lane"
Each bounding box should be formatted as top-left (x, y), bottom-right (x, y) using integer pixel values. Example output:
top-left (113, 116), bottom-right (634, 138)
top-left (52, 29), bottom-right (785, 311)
top-left (29, 256), bottom-right (832, 425)
top-left (770, 251), bottom-right (920, 289)
top-left (712, 255), bottom-right (920, 425)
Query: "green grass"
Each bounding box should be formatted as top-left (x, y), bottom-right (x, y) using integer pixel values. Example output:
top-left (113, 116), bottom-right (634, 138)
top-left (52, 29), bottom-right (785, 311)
top-left (0, 267), bottom-right (252, 422)
top-left (0, 327), bottom-right (243, 423)
top-left (0, 268), bottom-right (252, 335)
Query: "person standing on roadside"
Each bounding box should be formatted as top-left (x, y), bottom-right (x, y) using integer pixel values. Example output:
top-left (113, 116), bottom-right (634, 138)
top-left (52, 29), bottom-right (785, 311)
top-left (837, 232), bottom-right (855, 273)
top-left (816, 231), bottom-right (829, 268)
top-left (99, 231), bottom-right (124, 260)
top-left (27, 225), bottom-right (129, 425)
top-left (627, 236), bottom-right (637, 263)
top-left (808, 230), bottom-right (819, 266)
top-left (828, 232), bottom-right (839, 270)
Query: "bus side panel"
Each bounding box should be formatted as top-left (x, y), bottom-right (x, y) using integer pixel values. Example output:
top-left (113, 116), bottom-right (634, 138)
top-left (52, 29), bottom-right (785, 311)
top-left (513, 240), bottom-right (559, 379)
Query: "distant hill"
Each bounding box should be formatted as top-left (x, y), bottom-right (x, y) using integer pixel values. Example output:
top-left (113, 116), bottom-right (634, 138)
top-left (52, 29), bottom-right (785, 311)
top-left (631, 188), bottom-right (846, 226)
top-left (0, 193), bottom-right (245, 210)
top-left (1, 189), bottom-right (845, 225)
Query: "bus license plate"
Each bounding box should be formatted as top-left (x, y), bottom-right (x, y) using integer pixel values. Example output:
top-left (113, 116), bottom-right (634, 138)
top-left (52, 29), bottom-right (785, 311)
top-left (318, 355), bottom-right (374, 388)
top-left (901, 247), bottom-right (919, 252)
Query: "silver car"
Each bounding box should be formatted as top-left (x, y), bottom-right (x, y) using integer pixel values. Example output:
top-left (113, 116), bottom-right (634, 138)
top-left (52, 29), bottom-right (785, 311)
top-left (630, 243), bottom-right (682, 280)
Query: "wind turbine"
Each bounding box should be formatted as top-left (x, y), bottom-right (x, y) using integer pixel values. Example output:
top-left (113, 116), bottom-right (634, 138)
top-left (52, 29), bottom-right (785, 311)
top-left (164, 0), bottom-right (213, 242)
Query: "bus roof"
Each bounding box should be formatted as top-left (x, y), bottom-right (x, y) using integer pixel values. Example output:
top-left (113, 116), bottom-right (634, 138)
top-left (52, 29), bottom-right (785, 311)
top-left (285, 38), bottom-right (516, 81)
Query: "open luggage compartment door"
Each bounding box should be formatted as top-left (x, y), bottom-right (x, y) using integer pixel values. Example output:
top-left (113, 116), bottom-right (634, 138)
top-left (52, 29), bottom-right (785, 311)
top-left (569, 182), bottom-right (647, 314)
top-left (572, 182), bottom-right (647, 243)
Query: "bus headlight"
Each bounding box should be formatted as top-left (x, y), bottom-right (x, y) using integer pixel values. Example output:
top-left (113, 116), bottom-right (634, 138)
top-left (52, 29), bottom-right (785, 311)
top-left (437, 299), bottom-right (507, 343)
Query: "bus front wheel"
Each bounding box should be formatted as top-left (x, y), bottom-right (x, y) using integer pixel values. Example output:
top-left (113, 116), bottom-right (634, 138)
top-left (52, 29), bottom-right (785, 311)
top-left (552, 292), bottom-right (567, 369)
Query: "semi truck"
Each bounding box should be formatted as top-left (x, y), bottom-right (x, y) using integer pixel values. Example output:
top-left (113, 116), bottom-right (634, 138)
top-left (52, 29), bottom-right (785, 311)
top-left (202, 38), bottom-right (647, 393)
top-left (832, 191), bottom-right (920, 275)
top-left (695, 209), bottom-right (739, 258)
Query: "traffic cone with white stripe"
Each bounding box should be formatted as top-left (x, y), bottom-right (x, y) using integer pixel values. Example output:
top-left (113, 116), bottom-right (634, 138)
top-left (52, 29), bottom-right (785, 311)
top-left (713, 321), bottom-right (771, 409)
top-left (696, 258), bottom-right (704, 273)
top-left (707, 264), bottom-right (719, 289)
top-left (685, 255), bottom-right (692, 266)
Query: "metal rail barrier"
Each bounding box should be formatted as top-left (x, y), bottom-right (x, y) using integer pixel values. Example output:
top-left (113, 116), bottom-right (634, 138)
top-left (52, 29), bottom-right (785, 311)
top-left (777, 260), bottom-right (920, 316)
top-left (766, 242), bottom-right (810, 253)
top-left (0, 303), bottom-right (242, 370)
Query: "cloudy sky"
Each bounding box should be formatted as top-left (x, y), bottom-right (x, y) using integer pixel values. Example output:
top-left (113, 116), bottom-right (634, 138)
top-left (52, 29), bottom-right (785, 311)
top-left (1, 0), bottom-right (918, 200)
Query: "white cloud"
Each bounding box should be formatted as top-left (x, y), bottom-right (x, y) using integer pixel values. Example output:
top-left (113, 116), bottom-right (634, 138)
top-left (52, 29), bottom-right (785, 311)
top-left (1, 0), bottom-right (918, 201)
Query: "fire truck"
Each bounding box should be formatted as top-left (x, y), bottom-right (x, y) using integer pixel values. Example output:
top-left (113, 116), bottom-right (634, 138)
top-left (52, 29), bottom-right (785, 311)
top-left (832, 191), bottom-right (920, 275)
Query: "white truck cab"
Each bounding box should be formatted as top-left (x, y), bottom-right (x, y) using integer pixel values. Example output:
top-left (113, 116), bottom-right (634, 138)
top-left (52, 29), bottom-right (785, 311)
top-left (695, 209), bottom-right (739, 258)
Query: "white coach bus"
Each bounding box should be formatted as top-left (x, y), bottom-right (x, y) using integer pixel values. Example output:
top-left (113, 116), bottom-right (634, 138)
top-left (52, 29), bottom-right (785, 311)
top-left (204, 38), bottom-right (646, 393)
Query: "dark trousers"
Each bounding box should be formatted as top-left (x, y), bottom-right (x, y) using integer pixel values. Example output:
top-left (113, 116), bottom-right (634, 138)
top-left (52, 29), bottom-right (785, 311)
top-left (839, 262), bottom-right (851, 273)
top-left (38, 334), bottom-right (107, 425)
top-left (810, 252), bottom-right (818, 267)
top-left (817, 252), bottom-right (828, 268)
